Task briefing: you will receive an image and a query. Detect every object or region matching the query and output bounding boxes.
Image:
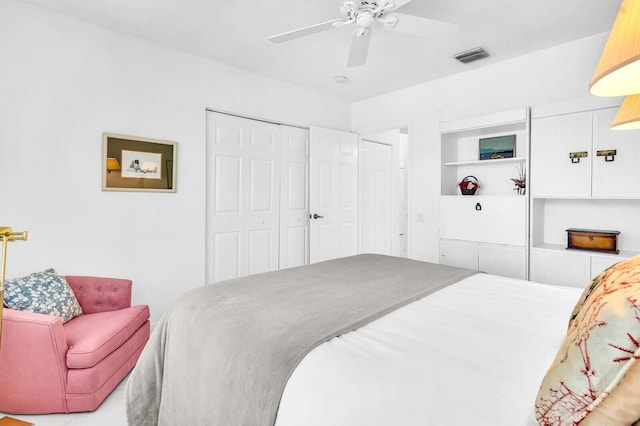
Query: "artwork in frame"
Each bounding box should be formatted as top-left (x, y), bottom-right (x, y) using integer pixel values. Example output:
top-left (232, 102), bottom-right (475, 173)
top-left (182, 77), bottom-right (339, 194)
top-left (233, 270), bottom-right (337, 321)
top-left (102, 133), bottom-right (177, 192)
top-left (478, 134), bottom-right (516, 160)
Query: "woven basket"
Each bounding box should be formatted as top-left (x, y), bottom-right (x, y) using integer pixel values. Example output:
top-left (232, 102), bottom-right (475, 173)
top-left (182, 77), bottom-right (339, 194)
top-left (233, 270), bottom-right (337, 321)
top-left (458, 176), bottom-right (479, 195)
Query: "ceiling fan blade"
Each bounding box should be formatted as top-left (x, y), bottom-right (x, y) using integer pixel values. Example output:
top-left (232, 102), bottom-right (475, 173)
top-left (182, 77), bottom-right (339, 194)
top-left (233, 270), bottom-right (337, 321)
top-left (268, 19), bottom-right (346, 43)
top-left (347, 30), bottom-right (372, 67)
top-left (385, 13), bottom-right (458, 39)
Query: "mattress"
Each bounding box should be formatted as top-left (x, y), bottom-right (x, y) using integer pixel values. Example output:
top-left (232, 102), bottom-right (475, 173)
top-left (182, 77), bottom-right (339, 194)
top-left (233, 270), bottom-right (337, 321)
top-left (275, 273), bottom-right (582, 426)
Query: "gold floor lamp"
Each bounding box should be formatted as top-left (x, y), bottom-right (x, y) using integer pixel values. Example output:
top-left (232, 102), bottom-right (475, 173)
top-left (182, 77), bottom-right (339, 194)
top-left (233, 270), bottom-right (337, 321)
top-left (0, 227), bottom-right (28, 350)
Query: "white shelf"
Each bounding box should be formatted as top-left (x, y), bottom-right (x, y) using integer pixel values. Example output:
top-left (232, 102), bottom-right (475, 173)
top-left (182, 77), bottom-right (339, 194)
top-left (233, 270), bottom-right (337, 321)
top-left (532, 243), bottom-right (636, 259)
top-left (444, 157), bottom-right (526, 167)
top-left (531, 195), bottom-right (640, 200)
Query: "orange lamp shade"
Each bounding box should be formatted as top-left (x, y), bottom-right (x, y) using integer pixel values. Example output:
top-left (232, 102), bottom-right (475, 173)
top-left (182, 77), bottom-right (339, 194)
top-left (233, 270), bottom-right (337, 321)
top-left (106, 158), bottom-right (121, 172)
top-left (590, 0), bottom-right (640, 97)
top-left (611, 94), bottom-right (640, 129)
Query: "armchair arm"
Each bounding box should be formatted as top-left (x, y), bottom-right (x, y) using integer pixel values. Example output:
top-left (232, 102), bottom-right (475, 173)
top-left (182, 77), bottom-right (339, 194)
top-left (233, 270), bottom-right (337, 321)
top-left (0, 308), bottom-right (69, 413)
top-left (65, 276), bottom-right (132, 314)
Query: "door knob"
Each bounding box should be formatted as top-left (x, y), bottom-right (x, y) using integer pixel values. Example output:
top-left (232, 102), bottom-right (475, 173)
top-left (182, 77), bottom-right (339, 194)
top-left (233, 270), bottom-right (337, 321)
top-left (311, 213), bottom-right (324, 219)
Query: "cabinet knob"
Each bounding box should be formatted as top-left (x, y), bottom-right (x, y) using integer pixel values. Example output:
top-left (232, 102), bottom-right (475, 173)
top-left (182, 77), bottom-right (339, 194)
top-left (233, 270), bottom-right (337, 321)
top-left (597, 149), bottom-right (616, 162)
top-left (569, 151), bottom-right (588, 163)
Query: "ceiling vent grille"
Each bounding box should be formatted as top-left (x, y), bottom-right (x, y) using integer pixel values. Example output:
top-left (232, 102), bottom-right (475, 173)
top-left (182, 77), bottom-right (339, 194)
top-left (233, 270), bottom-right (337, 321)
top-left (454, 47), bottom-right (490, 64)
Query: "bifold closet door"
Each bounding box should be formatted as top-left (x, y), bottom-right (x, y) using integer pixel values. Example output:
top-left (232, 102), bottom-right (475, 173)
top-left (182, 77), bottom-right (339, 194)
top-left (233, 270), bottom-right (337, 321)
top-left (206, 112), bottom-right (281, 284)
top-left (279, 126), bottom-right (310, 269)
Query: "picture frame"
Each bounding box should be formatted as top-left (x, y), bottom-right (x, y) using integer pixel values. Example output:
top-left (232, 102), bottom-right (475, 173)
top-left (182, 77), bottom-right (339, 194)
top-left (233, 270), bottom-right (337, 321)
top-left (102, 133), bottom-right (177, 192)
top-left (478, 134), bottom-right (516, 160)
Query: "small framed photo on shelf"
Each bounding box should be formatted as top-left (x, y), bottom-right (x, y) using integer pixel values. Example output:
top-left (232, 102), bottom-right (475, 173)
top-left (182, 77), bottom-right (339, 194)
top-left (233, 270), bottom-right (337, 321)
top-left (102, 133), bottom-right (177, 193)
top-left (479, 134), bottom-right (516, 160)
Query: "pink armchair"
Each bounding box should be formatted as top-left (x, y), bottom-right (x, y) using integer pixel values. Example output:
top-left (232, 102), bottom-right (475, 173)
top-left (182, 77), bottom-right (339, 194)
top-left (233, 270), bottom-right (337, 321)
top-left (0, 276), bottom-right (150, 414)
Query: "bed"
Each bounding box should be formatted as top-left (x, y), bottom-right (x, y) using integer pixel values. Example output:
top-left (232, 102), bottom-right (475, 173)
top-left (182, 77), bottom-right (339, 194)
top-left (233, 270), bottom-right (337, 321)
top-left (125, 253), bottom-right (640, 426)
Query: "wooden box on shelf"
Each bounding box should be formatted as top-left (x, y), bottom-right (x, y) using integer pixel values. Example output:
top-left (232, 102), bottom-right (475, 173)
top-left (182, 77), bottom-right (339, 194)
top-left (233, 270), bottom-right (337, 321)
top-left (566, 228), bottom-right (620, 254)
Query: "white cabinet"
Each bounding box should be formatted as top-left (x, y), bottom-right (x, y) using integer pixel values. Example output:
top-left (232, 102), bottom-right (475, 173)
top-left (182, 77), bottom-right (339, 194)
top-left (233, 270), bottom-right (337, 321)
top-left (592, 108), bottom-right (640, 197)
top-left (440, 240), bottom-right (527, 279)
top-left (478, 244), bottom-right (527, 279)
top-left (531, 247), bottom-right (630, 288)
top-left (531, 107), bottom-right (640, 198)
top-left (529, 102), bottom-right (640, 287)
top-left (440, 196), bottom-right (526, 246)
top-left (530, 111), bottom-right (592, 197)
top-left (439, 239), bottom-right (478, 270)
top-left (439, 108), bottom-right (529, 279)
top-left (530, 249), bottom-right (591, 288)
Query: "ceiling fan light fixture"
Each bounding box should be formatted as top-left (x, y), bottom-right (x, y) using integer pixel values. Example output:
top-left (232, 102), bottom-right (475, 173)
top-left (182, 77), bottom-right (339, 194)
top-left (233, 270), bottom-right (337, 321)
top-left (379, 16), bottom-right (398, 27)
top-left (454, 47), bottom-right (490, 64)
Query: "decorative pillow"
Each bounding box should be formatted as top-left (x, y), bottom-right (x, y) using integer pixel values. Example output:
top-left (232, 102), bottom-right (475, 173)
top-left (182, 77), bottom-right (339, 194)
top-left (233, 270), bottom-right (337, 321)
top-left (535, 253), bottom-right (640, 425)
top-left (3, 268), bottom-right (83, 323)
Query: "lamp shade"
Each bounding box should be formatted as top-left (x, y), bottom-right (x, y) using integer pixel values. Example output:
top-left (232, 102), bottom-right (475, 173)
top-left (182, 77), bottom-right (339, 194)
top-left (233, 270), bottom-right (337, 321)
top-left (590, 0), bottom-right (640, 96)
top-left (611, 94), bottom-right (640, 129)
top-left (106, 157), bottom-right (121, 171)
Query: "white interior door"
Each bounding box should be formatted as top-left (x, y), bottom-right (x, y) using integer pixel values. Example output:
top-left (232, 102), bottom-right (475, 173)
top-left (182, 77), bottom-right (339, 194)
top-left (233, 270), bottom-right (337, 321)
top-left (279, 126), bottom-right (310, 268)
top-left (310, 126), bottom-right (359, 263)
top-left (206, 111), bottom-right (281, 283)
top-left (359, 140), bottom-right (393, 255)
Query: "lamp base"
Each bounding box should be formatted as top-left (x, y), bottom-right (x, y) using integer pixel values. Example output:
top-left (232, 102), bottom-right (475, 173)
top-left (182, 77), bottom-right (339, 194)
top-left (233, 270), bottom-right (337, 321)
top-left (0, 416), bottom-right (33, 426)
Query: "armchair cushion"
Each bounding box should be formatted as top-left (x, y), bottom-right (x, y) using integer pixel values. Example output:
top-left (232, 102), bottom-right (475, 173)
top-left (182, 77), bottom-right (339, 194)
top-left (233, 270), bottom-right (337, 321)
top-left (64, 304), bottom-right (150, 369)
top-left (3, 268), bottom-right (82, 323)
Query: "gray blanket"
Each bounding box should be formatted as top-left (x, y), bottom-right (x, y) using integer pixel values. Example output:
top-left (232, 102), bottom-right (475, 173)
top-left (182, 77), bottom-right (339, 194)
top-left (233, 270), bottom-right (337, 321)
top-left (125, 254), bottom-right (476, 426)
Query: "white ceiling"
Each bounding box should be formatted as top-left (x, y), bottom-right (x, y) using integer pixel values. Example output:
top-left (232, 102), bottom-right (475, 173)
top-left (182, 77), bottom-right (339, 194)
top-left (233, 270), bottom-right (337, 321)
top-left (15, 0), bottom-right (620, 102)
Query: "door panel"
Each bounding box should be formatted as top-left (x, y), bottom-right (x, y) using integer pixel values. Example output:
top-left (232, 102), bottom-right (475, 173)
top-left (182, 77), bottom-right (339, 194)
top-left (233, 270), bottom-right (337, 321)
top-left (310, 126), bottom-right (359, 263)
top-left (213, 232), bottom-right (241, 283)
top-left (279, 126), bottom-right (310, 269)
top-left (359, 140), bottom-right (393, 255)
top-left (214, 156), bottom-right (242, 214)
top-left (206, 111), bottom-right (281, 283)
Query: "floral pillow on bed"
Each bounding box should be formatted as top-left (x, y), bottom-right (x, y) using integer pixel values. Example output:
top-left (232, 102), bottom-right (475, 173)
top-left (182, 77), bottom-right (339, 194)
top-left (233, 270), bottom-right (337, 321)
top-left (535, 253), bottom-right (640, 426)
top-left (3, 268), bottom-right (83, 323)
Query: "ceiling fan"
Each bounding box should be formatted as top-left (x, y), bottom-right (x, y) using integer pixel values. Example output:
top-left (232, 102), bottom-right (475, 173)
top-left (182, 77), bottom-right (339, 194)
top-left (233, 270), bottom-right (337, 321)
top-left (267, 0), bottom-right (458, 67)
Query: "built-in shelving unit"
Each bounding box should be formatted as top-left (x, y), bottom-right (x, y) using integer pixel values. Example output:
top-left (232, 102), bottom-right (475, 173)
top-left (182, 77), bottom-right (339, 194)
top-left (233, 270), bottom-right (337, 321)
top-left (439, 107), bottom-right (530, 280)
top-left (529, 98), bottom-right (640, 288)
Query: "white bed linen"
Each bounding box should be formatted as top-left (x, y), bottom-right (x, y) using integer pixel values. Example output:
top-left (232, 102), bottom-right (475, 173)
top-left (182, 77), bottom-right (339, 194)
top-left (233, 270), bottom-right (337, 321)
top-left (276, 273), bottom-right (582, 426)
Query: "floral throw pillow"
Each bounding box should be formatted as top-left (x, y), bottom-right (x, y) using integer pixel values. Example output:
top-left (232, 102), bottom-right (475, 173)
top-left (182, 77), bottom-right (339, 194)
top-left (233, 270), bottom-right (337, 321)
top-left (3, 268), bottom-right (83, 323)
top-left (535, 253), bottom-right (640, 425)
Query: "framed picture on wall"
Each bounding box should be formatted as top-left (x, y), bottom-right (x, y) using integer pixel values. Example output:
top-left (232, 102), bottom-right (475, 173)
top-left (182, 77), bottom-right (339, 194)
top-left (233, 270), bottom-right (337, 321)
top-left (478, 134), bottom-right (516, 160)
top-left (102, 133), bottom-right (177, 192)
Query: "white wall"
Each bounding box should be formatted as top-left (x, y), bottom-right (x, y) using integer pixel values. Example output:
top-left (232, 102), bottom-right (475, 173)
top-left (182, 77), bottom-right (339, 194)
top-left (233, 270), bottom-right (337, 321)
top-left (351, 33), bottom-right (614, 263)
top-left (0, 3), bottom-right (350, 323)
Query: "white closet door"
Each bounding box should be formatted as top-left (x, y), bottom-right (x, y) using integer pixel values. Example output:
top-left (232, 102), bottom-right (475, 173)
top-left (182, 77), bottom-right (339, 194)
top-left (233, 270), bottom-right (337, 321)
top-left (310, 126), bottom-right (359, 263)
top-left (279, 126), bottom-right (310, 269)
top-left (359, 140), bottom-right (393, 255)
top-left (206, 111), bottom-right (281, 283)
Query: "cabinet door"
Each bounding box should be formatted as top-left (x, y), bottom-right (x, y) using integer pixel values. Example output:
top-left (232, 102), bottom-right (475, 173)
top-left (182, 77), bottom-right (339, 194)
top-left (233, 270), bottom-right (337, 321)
top-left (530, 249), bottom-right (590, 288)
top-left (592, 107), bottom-right (640, 197)
top-left (440, 196), bottom-right (526, 246)
top-left (478, 244), bottom-right (526, 279)
top-left (439, 239), bottom-right (478, 270)
top-left (590, 254), bottom-right (628, 279)
top-left (531, 112), bottom-right (592, 197)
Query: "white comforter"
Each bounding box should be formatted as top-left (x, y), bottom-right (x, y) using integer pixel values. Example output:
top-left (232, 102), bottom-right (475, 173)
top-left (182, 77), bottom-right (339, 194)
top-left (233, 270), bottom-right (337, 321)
top-left (276, 273), bottom-right (581, 426)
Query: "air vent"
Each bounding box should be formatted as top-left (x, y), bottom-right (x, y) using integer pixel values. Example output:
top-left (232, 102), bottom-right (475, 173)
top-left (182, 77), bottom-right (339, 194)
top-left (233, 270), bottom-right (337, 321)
top-left (454, 47), bottom-right (490, 64)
